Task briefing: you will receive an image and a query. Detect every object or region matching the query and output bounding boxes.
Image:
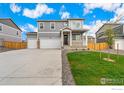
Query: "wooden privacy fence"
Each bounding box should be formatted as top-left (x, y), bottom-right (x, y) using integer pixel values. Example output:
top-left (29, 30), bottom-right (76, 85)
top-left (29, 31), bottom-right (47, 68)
top-left (3, 41), bottom-right (27, 49)
top-left (88, 43), bottom-right (108, 50)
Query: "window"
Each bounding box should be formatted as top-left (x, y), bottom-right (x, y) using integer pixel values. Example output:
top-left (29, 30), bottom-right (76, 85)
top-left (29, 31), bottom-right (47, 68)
top-left (71, 21), bottom-right (81, 29)
top-left (17, 31), bottom-right (18, 36)
top-left (76, 35), bottom-right (81, 40)
top-left (72, 34), bottom-right (81, 40)
top-left (72, 34), bottom-right (76, 40)
top-left (50, 22), bottom-right (55, 30)
top-left (64, 22), bottom-right (68, 27)
top-left (0, 26), bottom-right (1, 31)
top-left (76, 22), bottom-right (81, 28)
top-left (40, 23), bottom-right (43, 29)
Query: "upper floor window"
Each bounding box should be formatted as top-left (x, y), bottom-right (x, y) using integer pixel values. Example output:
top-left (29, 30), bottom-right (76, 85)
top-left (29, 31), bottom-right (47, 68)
top-left (0, 26), bottom-right (2, 31)
top-left (75, 22), bottom-right (81, 28)
top-left (73, 22), bottom-right (81, 28)
top-left (50, 22), bottom-right (55, 30)
top-left (40, 23), bottom-right (44, 29)
top-left (17, 31), bottom-right (18, 36)
top-left (64, 22), bottom-right (68, 27)
top-left (70, 21), bottom-right (82, 29)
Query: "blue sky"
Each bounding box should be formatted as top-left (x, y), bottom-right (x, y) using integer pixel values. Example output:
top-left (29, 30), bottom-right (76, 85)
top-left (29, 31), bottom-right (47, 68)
top-left (0, 3), bottom-right (124, 40)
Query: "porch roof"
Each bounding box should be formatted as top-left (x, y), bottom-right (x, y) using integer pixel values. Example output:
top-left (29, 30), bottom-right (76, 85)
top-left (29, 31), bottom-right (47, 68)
top-left (60, 27), bottom-right (89, 33)
top-left (72, 28), bottom-right (89, 33)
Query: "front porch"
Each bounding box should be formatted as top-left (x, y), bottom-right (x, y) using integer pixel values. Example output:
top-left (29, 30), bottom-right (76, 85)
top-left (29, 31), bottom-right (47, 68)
top-left (60, 27), bottom-right (88, 49)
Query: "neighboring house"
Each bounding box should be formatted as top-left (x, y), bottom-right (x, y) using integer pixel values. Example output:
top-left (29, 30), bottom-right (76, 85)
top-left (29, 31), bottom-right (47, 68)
top-left (27, 18), bottom-right (89, 49)
top-left (0, 18), bottom-right (22, 47)
top-left (87, 36), bottom-right (95, 44)
top-left (96, 23), bottom-right (124, 50)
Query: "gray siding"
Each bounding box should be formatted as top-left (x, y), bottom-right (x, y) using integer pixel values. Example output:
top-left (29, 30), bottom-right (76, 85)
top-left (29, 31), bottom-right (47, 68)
top-left (113, 25), bottom-right (124, 36)
top-left (38, 21), bottom-right (66, 32)
top-left (96, 24), bottom-right (123, 43)
top-left (0, 23), bottom-right (21, 42)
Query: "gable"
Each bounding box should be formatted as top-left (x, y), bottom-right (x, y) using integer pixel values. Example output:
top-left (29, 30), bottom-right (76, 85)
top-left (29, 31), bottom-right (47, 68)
top-left (0, 18), bottom-right (22, 31)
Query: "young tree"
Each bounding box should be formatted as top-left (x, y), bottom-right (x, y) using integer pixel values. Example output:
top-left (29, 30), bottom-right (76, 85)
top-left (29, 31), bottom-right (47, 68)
top-left (105, 28), bottom-right (115, 49)
top-left (105, 28), bottom-right (115, 60)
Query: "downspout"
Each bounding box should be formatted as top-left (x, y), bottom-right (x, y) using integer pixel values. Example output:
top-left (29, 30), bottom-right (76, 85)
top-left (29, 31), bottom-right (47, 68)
top-left (37, 22), bottom-right (39, 49)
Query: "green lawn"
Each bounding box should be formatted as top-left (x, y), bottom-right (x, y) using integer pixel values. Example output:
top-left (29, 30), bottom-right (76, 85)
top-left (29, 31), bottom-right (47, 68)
top-left (67, 51), bottom-right (124, 85)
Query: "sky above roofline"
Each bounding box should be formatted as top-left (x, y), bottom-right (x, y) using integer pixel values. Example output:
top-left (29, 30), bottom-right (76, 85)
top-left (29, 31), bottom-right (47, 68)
top-left (0, 3), bottom-right (124, 40)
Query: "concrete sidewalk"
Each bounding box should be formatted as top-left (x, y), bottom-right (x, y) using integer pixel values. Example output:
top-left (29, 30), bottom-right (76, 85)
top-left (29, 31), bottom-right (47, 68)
top-left (0, 49), bottom-right (62, 85)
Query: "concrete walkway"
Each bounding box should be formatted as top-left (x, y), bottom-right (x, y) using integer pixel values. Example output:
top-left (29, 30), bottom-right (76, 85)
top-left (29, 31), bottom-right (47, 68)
top-left (0, 49), bottom-right (62, 85)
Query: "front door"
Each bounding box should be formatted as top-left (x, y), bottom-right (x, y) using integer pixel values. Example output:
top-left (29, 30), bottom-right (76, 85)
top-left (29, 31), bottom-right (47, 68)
top-left (64, 35), bottom-right (68, 45)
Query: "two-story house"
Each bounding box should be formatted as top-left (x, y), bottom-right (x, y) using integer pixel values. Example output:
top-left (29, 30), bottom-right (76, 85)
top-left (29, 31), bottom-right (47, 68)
top-left (27, 18), bottom-right (88, 49)
top-left (0, 18), bottom-right (22, 47)
top-left (96, 23), bottom-right (124, 50)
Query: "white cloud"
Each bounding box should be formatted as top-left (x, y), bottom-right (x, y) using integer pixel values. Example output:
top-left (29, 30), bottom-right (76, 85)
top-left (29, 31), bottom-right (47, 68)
top-left (59, 5), bottom-right (70, 19)
top-left (84, 20), bottom-right (107, 37)
top-left (60, 12), bottom-right (70, 19)
top-left (83, 3), bottom-right (121, 15)
top-left (23, 4), bottom-right (54, 19)
top-left (83, 4), bottom-right (124, 37)
top-left (10, 3), bottom-right (21, 13)
top-left (108, 4), bottom-right (124, 23)
top-left (20, 23), bottom-right (37, 32)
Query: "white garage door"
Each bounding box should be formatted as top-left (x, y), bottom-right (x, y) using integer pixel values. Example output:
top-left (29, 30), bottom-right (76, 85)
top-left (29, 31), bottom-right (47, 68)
top-left (27, 39), bottom-right (37, 48)
top-left (40, 37), bottom-right (61, 49)
top-left (114, 39), bottom-right (124, 50)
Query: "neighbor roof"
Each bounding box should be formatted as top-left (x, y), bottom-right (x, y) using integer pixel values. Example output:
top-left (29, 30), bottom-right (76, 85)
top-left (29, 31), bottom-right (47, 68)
top-left (95, 23), bottom-right (122, 34)
top-left (0, 18), bottom-right (22, 31)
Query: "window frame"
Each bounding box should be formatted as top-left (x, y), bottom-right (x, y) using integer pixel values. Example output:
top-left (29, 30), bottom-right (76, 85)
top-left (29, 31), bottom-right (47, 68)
top-left (72, 34), bottom-right (81, 40)
top-left (50, 22), bottom-right (55, 30)
top-left (64, 22), bottom-right (68, 27)
top-left (72, 21), bottom-right (81, 29)
top-left (0, 25), bottom-right (2, 31)
top-left (39, 22), bottom-right (44, 29)
top-left (72, 34), bottom-right (76, 40)
top-left (17, 31), bottom-right (19, 36)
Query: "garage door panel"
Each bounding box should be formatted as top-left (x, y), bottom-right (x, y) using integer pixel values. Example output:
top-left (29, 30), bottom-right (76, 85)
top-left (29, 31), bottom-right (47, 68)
top-left (27, 39), bottom-right (37, 49)
top-left (40, 38), bottom-right (61, 48)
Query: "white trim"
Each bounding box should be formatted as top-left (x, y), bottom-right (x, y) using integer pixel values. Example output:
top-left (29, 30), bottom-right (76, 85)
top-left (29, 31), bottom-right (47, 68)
top-left (61, 28), bottom-right (72, 47)
top-left (50, 22), bottom-right (55, 30)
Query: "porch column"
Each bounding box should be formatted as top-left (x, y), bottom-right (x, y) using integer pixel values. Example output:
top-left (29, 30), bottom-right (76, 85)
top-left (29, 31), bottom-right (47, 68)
top-left (70, 31), bottom-right (72, 46)
top-left (61, 30), bottom-right (63, 47)
top-left (85, 33), bottom-right (88, 46)
top-left (82, 33), bottom-right (84, 47)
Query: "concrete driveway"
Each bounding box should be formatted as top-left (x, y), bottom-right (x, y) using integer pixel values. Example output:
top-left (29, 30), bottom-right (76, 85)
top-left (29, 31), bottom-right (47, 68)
top-left (0, 49), bottom-right (62, 85)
